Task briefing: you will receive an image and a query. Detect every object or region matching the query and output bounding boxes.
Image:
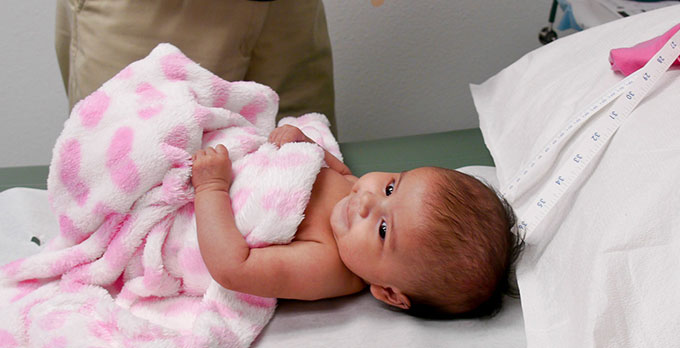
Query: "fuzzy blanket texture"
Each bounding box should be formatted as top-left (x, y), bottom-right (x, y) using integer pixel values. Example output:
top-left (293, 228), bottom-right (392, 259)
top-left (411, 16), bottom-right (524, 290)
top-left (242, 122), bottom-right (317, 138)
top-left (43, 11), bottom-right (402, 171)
top-left (0, 43), bottom-right (341, 347)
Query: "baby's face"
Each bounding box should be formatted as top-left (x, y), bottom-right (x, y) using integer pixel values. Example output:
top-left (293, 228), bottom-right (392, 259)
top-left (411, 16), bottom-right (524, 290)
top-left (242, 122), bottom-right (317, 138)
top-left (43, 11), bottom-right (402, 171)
top-left (330, 167), bottom-right (436, 290)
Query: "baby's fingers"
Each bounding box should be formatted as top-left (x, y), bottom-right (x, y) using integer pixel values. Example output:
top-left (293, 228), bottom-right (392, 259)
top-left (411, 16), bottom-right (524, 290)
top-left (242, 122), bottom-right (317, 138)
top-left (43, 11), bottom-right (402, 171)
top-left (267, 130), bottom-right (278, 144)
top-left (268, 132), bottom-right (282, 147)
top-left (215, 144), bottom-right (229, 155)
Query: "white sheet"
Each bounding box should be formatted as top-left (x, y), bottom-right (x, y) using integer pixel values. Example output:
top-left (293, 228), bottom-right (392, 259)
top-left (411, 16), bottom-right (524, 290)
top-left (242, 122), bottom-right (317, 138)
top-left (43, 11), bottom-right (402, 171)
top-left (0, 166), bottom-right (526, 347)
top-left (471, 6), bottom-right (680, 347)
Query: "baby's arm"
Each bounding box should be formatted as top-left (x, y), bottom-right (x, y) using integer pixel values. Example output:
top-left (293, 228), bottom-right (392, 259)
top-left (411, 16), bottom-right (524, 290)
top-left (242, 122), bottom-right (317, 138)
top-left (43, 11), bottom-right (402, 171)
top-left (268, 125), bottom-right (352, 176)
top-left (192, 145), bottom-right (363, 300)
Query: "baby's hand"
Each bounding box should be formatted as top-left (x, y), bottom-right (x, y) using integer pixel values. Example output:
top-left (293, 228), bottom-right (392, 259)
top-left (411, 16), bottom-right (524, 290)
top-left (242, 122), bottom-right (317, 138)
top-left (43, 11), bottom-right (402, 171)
top-left (268, 125), bottom-right (314, 148)
top-left (191, 144), bottom-right (233, 194)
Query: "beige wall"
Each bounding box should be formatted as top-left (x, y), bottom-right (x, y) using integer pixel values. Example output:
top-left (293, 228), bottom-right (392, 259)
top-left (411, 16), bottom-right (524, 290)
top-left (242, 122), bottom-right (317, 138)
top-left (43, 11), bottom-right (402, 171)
top-left (0, 0), bottom-right (552, 166)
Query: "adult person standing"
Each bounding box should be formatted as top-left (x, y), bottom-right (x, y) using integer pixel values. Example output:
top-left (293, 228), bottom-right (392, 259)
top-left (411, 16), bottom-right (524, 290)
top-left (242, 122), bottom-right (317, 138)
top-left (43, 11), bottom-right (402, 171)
top-left (55, 0), bottom-right (336, 134)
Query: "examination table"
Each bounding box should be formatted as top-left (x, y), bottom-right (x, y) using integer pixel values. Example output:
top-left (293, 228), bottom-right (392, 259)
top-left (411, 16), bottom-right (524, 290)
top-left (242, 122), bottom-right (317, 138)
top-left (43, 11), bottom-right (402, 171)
top-left (0, 128), bottom-right (526, 347)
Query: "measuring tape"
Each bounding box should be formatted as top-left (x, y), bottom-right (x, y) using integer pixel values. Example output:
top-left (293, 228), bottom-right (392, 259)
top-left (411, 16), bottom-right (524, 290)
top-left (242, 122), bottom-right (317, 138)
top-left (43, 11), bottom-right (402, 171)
top-left (503, 29), bottom-right (680, 239)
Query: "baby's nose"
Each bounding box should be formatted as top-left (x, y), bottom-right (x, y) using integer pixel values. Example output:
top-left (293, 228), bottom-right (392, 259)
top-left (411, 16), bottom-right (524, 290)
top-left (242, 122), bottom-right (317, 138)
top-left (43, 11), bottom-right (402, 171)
top-left (358, 191), bottom-right (374, 218)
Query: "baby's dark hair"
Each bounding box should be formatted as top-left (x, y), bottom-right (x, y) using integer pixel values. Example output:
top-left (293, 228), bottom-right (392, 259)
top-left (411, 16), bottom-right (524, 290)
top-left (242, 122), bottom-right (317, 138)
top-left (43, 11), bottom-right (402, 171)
top-left (402, 167), bottom-right (524, 319)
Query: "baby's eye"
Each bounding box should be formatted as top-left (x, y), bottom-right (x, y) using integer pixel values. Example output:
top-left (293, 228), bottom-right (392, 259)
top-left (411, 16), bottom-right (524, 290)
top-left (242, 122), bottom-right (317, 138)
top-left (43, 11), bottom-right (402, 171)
top-left (379, 221), bottom-right (387, 240)
top-left (385, 181), bottom-right (395, 196)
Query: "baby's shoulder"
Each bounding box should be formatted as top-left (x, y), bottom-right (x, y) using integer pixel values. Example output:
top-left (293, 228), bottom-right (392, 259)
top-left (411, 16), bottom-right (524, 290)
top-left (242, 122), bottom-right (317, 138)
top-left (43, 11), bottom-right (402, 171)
top-left (312, 168), bottom-right (355, 195)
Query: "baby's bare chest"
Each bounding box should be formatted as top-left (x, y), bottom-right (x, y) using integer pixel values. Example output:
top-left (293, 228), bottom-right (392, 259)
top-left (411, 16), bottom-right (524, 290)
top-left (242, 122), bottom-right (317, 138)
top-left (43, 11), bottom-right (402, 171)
top-left (294, 168), bottom-right (352, 242)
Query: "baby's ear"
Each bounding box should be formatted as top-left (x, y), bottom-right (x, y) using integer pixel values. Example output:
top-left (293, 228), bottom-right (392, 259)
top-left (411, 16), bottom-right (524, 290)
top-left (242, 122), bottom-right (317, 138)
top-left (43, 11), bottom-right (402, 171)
top-left (370, 284), bottom-right (411, 310)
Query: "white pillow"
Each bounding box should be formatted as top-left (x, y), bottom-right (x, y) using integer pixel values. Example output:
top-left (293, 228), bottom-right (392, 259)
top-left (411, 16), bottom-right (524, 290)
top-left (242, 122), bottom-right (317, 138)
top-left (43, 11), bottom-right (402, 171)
top-left (471, 5), bottom-right (680, 348)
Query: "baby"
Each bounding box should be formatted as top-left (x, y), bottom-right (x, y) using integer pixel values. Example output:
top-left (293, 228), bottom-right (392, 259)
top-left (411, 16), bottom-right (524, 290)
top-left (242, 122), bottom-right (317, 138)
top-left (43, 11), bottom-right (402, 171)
top-left (192, 125), bottom-right (523, 318)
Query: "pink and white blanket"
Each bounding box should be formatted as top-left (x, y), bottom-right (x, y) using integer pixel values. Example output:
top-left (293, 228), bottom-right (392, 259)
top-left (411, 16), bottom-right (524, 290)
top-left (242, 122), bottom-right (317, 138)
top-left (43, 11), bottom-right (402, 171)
top-left (0, 43), bottom-right (342, 347)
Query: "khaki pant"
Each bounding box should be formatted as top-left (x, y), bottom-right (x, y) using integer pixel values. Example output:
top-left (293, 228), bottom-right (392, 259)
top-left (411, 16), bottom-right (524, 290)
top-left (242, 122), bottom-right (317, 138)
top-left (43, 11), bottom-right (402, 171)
top-left (55, 0), bottom-right (336, 134)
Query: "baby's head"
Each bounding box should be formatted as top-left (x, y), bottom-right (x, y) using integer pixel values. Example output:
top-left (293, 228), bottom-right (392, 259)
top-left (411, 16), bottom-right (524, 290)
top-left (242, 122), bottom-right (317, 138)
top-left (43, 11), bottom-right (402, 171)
top-left (330, 167), bottom-right (523, 318)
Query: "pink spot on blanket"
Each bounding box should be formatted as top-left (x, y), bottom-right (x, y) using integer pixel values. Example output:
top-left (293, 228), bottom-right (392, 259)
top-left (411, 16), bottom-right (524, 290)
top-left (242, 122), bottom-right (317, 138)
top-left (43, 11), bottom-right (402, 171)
top-left (129, 326), bottom-right (165, 343)
top-left (93, 202), bottom-right (115, 218)
top-left (89, 207), bottom-right (124, 248)
top-left (248, 152), bottom-right (270, 167)
top-left (205, 299), bottom-right (238, 319)
top-left (236, 293), bottom-right (276, 308)
top-left (136, 82), bottom-right (165, 119)
top-left (89, 318), bottom-right (119, 342)
top-left (239, 94), bottom-right (268, 124)
top-left (161, 52), bottom-right (191, 81)
top-left (60, 275), bottom-right (86, 293)
top-left (232, 162), bottom-right (245, 177)
top-left (163, 297), bottom-right (202, 316)
top-left (164, 125), bottom-right (189, 150)
top-left (77, 90), bottom-right (110, 129)
top-left (210, 326), bottom-right (239, 346)
top-left (179, 247), bottom-right (208, 275)
top-left (104, 237), bottom-right (128, 270)
top-left (301, 126), bottom-right (325, 147)
top-left (50, 249), bottom-right (87, 275)
top-left (115, 65), bottom-right (133, 79)
top-left (2, 259), bottom-right (24, 278)
top-left (78, 297), bottom-right (99, 315)
top-left (108, 273), bottom-right (125, 296)
top-left (21, 298), bottom-right (46, 334)
top-left (139, 105), bottom-right (163, 119)
top-left (117, 288), bottom-right (137, 304)
top-left (0, 329), bottom-right (18, 347)
top-left (243, 127), bottom-right (259, 136)
top-left (39, 310), bottom-right (68, 331)
top-left (261, 189), bottom-right (306, 217)
top-left (44, 336), bottom-right (67, 348)
top-left (237, 135), bottom-right (259, 154)
top-left (178, 202), bottom-right (194, 218)
top-left (10, 279), bottom-right (41, 303)
top-left (231, 188), bottom-right (252, 215)
top-left (59, 139), bottom-right (90, 206)
top-left (212, 76), bottom-right (231, 108)
top-left (106, 127), bottom-right (140, 193)
top-left (202, 130), bottom-right (224, 144)
top-left (193, 105), bottom-right (213, 128)
top-left (173, 335), bottom-right (193, 348)
top-left (103, 216), bottom-right (135, 270)
top-left (247, 152), bottom-right (311, 170)
top-left (272, 152), bottom-right (311, 168)
top-left (161, 175), bottom-right (191, 204)
top-left (59, 214), bottom-right (87, 244)
top-left (161, 143), bottom-right (191, 169)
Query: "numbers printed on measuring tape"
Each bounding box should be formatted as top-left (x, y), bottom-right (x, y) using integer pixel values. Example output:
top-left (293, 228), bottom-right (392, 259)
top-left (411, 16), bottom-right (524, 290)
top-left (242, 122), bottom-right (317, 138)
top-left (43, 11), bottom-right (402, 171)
top-left (505, 29), bottom-right (680, 238)
top-left (518, 220), bottom-right (528, 231)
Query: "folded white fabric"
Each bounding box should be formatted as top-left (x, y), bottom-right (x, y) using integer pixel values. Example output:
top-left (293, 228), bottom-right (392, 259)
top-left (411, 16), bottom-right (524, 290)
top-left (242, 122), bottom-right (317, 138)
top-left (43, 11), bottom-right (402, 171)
top-left (0, 43), bottom-right (340, 347)
top-left (471, 5), bottom-right (680, 347)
